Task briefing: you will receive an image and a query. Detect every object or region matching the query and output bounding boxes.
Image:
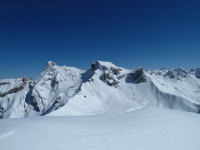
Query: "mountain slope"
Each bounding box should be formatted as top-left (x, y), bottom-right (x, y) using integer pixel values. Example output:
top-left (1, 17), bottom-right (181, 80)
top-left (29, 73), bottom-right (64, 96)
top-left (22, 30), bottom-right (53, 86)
top-left (0, 61), bottom-right (200, 118)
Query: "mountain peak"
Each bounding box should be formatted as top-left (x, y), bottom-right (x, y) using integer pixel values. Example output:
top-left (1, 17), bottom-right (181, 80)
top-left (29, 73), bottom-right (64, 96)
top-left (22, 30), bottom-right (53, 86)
top-left (45, 61), bottom-right (56, 69)
top-left (91, 60), bottom-right (118, 70)
top-left (1, 61), bottom-right (200, 119)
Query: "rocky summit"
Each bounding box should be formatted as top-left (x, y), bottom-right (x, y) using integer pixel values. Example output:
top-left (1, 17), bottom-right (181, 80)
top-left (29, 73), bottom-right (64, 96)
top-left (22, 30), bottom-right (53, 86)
top-left (0, 61), bottom-right (200, 119)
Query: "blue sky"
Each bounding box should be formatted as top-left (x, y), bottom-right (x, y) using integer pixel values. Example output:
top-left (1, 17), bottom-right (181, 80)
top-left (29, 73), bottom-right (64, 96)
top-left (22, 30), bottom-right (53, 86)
top-left (0, 0), bottom-right (200, 79)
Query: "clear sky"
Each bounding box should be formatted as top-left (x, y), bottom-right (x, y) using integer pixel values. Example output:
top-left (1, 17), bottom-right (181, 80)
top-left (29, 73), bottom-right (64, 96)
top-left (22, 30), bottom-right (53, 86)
top-left (0, 0), bottom-right (200, 79)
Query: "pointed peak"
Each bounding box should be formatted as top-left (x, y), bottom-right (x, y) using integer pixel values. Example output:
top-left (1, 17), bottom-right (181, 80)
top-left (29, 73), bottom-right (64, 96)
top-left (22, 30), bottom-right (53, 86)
top-left (45, 61), bottom-right (56, 69)
top-left (91, 60), bottom-right (117, 70)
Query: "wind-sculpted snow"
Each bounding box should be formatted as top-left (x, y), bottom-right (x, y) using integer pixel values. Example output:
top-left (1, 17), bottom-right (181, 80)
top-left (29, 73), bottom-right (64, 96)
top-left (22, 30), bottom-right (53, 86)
top-left (0, 61), bottom-right (200, 118)
top-left (1, 108), bottom-right (200, 150)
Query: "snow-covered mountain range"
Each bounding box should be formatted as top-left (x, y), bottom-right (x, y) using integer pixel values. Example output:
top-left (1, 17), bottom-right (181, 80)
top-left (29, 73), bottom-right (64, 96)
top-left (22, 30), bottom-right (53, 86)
top-left (1, 61), bottom-right (200, 119)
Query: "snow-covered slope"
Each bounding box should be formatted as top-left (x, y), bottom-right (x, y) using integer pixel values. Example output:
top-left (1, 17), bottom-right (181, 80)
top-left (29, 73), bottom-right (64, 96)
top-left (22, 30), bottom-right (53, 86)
top-left (0, 77), bottom-right (31, 118)
top-left (0, 108), bottom-right (200, 150)
top-left (0, 61), bottom-right (200, 118)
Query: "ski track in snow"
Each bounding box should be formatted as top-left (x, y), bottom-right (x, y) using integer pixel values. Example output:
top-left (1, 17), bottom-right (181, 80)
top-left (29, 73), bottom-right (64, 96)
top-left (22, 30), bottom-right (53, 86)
top-left (0, 130), bottom-right (14, 139)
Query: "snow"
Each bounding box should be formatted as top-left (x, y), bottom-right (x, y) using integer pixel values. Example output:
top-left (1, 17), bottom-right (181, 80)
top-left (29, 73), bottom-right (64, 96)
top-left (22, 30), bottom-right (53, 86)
top-left (0, 61), bottom-right (200, 119)
top-left (1, 62), bottom-right (200, 149)
top-left (49, 66), bottom-right (200, 116)
top-left (0, 78), bottom-right (30, 118)
top-left (0, 108), bottom-right (200, 150)
top-left (0, 78), bottom-right (24, 93)
top-left (96, 60), bottom-right (118, 68)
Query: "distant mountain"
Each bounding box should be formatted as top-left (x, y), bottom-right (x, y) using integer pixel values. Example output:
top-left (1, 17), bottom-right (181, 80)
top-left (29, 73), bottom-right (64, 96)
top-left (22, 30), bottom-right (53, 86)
top-left (0, 61), bottom-right (200, 118)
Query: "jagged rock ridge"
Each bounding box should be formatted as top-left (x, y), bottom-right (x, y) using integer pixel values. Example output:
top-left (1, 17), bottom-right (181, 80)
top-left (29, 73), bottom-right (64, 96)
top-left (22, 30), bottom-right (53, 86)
top-left (0, 61), bottom-right (200, 118)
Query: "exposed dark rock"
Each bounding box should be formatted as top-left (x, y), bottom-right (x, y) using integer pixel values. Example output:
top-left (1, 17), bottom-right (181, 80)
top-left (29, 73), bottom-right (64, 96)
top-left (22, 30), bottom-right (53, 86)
top-left (30, 95), bottom-right (40, 112)
top-left (117, 75), bottom-right (125, 80)
top-left (45, 61), bottom-right (56, 70)
top-left (51, 77), bottom-right (59, 88)
top-left (165, 70), bottom-right (176, 78)
top-left (46, 78), bottom-right (52, 81)
top-left (195, 68), bottom-right (200, 79)
top-left (130, 68), bottom-right (147, 83)
top-left (103, 72), bottom-right (119, 87)
top-left (24, 85), bottom-right (41, 113)
top-left (91, 61), bottom-right (123, 87)
top-left (173, 68), bottom-right (189, 78)
top-left (22, 77), bottom-right (29, 84)
top-left (190, 69), bottom-right (195, 72)
top-left (91, 62), bottom-right (96, 70)
top-left (91, 61), bottom-right (119, 71)
top-left (0, 82), bottom-right (10, 86)
top-left (161, 68), bottom-right (167, 71)
top-left (0, 105), bottom-right (5, 118)
top-left (165, 68), bottom-right (189, 79)
top-left (103, 67), bottom-right (123, 87)
top-left (91, 61), bottom-right (108, 70)
top-left (55, 96), bottom-right (61, 103)
top-left (110, 67), bottom-right (122, 75)
top-left (0, 86), bottom-right (24, 97)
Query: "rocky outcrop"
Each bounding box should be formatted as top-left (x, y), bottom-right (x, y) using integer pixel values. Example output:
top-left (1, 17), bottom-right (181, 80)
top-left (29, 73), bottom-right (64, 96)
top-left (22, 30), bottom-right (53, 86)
top-left (0, 82), bottom-right (10, 85)
top-left (22, 77), bottom-right (29, 83)
top-left (91, 61), bottom-right (108, 70)
top-left (91, 61), bottom-right (118, 71)
top-left (0, 86), bottom-right (24, 97)
top-left (104, 72), bottom-right (119, 87)
top-left (195, 68), bottom-right (200, 79)
top-left (165, 70), bottom-right (176, 78)
top-left (30, 95), bottom-right (40, 112)
top-left (165, 68), bottom-right (189, 79)
top-left (130, 68), bottom-right (147, 83)
top-left (45, 61), bottom-right (56, 70)
top-left (173, 68), bottom-right (189, 78)
top-left (91, 61), bottom-right (124, 87)
top-left (103, 67), bottom-right (124, 87)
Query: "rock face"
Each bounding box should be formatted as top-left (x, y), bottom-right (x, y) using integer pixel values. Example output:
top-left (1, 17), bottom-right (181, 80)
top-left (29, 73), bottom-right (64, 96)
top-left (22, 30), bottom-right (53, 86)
top-left (0, 82), bottom-right (10, 85)
top-left (91, 61), bottom-right (117, 70)
top-left (91, 61), bottom-right (125, 87)
top-left (165, 70), bottom-right (176, 78)
top-left (91, 62), bottom-right (101, 70)
top-left (103, 67), bottom-right (123, 87)
top-left (130, 68), bottom-right (147, 83)
top-left (0, 77), bottom-right (30, 97)
top-left (173, 68), bottom-right (190, 78)
top-left (22, 77), bottom-right (29, 83)
top-left (45, 61), bottom-right (56, 70)
top-left (0, 86), bottom-right (24, 97)
top-left (0, 78), bottom-right (31, 118)
top-left (195, 68), bottom-right (200, 79)
top-left (165, 68), bottom-right (190, 79)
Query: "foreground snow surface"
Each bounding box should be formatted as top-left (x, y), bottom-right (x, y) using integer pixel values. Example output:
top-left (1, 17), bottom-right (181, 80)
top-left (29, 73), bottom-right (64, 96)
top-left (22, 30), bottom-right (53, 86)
top-left (0, 108), bottom-right (200, 150)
